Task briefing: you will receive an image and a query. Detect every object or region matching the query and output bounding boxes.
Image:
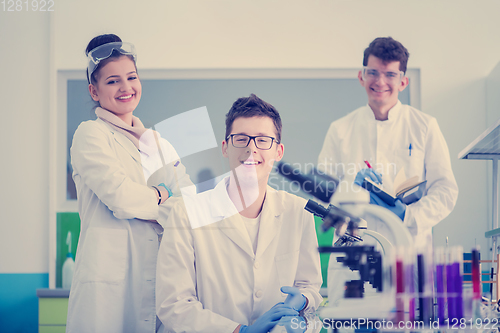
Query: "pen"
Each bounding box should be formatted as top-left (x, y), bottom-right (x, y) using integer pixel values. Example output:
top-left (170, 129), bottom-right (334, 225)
top-left (364, 160), bottom-right (372, 169)
top-left (409, 143), bottom-right (412, 157)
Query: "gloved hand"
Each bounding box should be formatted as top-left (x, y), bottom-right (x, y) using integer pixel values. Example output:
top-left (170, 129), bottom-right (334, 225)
top-left (239, 303), bottom-right (299, 333)
top-left (370, 192), bottom-right (407, 221)
top-left (279, 315), bottom-right (307, 333)
top-left (281, 286), bottom-right (306, 311)
top-left (354, 168), bottom-right (383, 187)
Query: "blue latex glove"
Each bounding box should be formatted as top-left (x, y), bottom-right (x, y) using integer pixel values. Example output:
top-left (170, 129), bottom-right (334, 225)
top-left (370, 192), bottom-right (407, 221)
top-left (281, 286), bottom-right (306, 311)
top-left (279, 315), bottom-right (307, 333)
top-left (354, 168), bottom-right (383, 187)
top-left (239, 303), bottom-right (299, 333)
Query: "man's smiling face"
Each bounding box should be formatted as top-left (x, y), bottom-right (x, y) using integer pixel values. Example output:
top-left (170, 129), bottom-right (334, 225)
top-left (222, 116), bottom-right (284, 187)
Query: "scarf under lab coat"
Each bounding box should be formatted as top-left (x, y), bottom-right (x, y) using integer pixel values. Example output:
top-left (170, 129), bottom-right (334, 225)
top-left (95, 107), bottom-right (159, 157)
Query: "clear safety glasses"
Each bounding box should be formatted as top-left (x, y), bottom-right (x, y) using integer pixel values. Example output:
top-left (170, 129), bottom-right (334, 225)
top-left (361, 67), bottom-right (404, 84)
top-left (87, 42), bottom-right (137, 83)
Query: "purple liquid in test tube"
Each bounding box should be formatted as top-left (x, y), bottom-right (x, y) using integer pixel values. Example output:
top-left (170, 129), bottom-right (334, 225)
top-left (435, 247), bottom-right (446, 325)
top-left (436, 264), bottom-right (445, 323)
top-left (407, 262), bottom-right (415, 321)
top-left (447, 246), bottom-right (464, 320)
top-left (446, 263), bottom-right (456, 320)
top-left (452, 261), bottom-right (463, 319)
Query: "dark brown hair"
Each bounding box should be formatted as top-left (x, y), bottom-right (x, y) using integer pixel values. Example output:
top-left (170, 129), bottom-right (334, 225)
top-left (85, 34), bottom-right (136, 84)
top-left (225, 94), bottom-right (282, 143)
top-left (363, 37), bottom-right (410, 73)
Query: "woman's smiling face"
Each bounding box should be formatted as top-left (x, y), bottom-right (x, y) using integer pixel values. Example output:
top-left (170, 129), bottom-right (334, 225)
top-left (89, 55), bottom-right (141, 124)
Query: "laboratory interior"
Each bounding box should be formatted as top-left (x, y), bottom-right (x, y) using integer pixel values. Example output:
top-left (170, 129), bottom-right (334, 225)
top-left (2, 1), bottom-right (500, 332)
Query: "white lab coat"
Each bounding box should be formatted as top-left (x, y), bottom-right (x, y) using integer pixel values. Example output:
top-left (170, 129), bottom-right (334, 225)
top-left (66, 118), bottom-right (192, 333)
top-left (318, 101), bottom-right (458, 305)
top-left (156, 177), bottom-right (323, 333)
top-left (318, 101), bottom-right (458, 246)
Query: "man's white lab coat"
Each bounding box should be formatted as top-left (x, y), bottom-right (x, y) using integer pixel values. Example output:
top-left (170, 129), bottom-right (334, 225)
top-left (156, 178), bottom-right (323, 333)
top-left (318, 101), bottom-right (458, 246)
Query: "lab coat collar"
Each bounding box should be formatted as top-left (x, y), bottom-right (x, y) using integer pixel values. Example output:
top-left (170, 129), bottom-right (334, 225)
top-left (386, 100), bottom-right (402, 122)
top-left (255, 187), bottom-right (284, 258)
top-left (211, 177), bottom-right (255, 258)
top-left (211, 177), bottom-right (285, 258)
top-left (209, 177), bottom-right (240, 219)
top-left (97, 118), bottom-right (142, 164)
top-left (365, 100), bottom-right (402, 123)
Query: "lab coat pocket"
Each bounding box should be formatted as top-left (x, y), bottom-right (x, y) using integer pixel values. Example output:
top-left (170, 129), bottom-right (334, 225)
top-left (275, 250), bottom-right (300, 288)
top-left (395, 148), bottom-right (425, 180)
top-left (79, 228), bottom-right (128, 284)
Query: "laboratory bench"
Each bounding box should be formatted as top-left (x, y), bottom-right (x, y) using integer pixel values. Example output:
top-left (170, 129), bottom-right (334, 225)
top-left (37, 288), bottom-right (69, 333)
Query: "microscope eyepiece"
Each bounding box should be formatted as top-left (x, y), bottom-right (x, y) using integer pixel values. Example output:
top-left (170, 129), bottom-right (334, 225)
top-left (276, 162), bottom-right (339, 203)
top-left (304, 200), bottom-right (329, 218)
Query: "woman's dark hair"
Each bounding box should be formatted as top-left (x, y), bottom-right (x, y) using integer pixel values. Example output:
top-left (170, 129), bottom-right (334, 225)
top-left (85, 34), bottom-right (135, 85)
top-left (363, 37), bottom-right (410, 74)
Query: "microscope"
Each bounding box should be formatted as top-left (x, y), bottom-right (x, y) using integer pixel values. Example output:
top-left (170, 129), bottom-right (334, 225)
top-left (277, 162), bottom-right (414, 320)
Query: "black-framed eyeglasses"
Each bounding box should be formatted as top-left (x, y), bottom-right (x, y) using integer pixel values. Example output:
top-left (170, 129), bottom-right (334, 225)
top-left (227, 134), bottom-right (279, 150)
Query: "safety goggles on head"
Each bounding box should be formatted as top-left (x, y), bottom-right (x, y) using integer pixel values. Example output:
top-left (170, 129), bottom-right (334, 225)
top-left (87, 42), bottom-right (137, 83)
top-left (361, 67), bottom-right (404, 84)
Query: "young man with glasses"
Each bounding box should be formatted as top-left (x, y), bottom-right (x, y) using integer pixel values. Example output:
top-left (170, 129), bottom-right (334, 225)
top-left (318, 37), bottom-right (458, 303)
top-left (156, 94), bottom-right (322, 333)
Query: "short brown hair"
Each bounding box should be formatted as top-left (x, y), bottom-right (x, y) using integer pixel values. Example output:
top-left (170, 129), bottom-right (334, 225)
top-left (225, 94), bottom-right (282, 143)
top-left (363, 37), bottom-right (410, 73)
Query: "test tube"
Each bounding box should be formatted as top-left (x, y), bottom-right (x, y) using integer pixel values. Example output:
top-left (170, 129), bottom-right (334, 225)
top-left (406, 247), bottom-right (416, 322)
top-left (446, 247), bottom-right (455, 320)
top-left (417, 247), bottom-right (434, 325)
top-left (435, 247), bottom-right (446, 325)
top-left (447, 246), bottom-right (463, 320)
top-left (471, 247), bottom-right (481, 320)
top-left (471, 247), bottom-right (481, 299)
top-left (395, 247), bottom-right (406, 323)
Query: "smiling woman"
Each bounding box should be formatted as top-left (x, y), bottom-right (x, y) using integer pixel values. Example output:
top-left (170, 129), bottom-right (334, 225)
top-left (88, 56), bottom-right (142, 124)
top-left (65, 34), bottom-right (193, 333)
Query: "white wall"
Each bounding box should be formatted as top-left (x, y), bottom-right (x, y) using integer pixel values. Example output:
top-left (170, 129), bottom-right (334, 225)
top-left (487, 63), bottom-right (500, 126)
top-left (2, 0), bottom-right (500, 275)
top-left (0, 11), bottom-right (50, 273)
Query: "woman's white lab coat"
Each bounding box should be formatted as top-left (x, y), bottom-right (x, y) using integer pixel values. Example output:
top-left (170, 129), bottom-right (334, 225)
top-left (156, 178), bottom-right (323, 333)
top-left (66, 118), bottom-right (191, 333)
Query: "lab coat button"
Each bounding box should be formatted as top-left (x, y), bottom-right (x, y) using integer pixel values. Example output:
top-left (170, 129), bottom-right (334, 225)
top-left (254, 262), bottom-right (260, 269)
top-left (255, 290), bottom-right (263, 298)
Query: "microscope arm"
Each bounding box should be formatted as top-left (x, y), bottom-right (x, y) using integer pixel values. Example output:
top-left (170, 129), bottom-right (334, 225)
top-left (363, 230), bottom-right (392, 256)
top-left (361, 204), bottom-right (414, 248)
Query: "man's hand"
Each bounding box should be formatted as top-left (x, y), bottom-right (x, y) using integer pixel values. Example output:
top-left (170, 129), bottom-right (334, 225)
top-left (370, 192), bottom-right (407, 221)
top-left (354, 168), bottom-right (383, 187)
top-left (281, 286), bottom-right (306, 311)
top-left (239, 303), bottom-right (299, 333)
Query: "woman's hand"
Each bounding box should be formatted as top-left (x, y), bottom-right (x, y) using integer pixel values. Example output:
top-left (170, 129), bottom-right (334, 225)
top-left (153, 187), bottom-right (171, 205)
top-left (159, 189), bottom-right (170, 204)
